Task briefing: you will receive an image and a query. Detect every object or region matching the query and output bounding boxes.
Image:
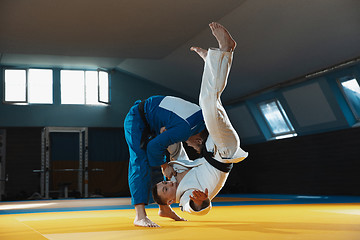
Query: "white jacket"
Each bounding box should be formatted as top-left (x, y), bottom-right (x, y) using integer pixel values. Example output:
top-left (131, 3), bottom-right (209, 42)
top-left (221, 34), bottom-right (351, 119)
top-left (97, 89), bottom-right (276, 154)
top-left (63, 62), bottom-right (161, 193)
top-left (167, 48), bottom-right (248, 215)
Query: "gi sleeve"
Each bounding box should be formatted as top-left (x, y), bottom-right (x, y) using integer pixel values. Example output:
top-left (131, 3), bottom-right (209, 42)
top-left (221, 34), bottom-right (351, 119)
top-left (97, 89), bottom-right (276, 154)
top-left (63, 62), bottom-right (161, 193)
top-left (146, 123), bottom-right (191, 167)
top-left (167, 142), bottom-right (189, 161)
top-left (179, 190), bottom-right (212, 216)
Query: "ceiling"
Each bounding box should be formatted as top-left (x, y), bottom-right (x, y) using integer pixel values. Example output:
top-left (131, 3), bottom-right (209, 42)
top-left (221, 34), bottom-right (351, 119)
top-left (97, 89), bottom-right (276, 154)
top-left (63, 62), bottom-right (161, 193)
top-left (1, 0), bottom-right (360, 104)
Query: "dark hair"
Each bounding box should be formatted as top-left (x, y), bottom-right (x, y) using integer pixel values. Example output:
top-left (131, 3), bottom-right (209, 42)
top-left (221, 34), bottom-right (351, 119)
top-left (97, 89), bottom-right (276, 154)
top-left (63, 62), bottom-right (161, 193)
top-left (199, 128), bottom-right (209, 143)
top-left (183, 128), bottom-right (209, 159)
top-left (152, 184), bottom-right (167, 205)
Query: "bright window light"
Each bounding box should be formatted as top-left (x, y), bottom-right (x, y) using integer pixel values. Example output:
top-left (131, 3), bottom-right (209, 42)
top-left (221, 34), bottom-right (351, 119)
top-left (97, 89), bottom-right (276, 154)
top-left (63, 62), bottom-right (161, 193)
top-left (28, 69), bottom-right (53, 104)
top-left (61, 70), bottom-right (85, 104)
top-left (259, 100), bottom-right (296, 138)
top-left (60, 70), bottom-right (110, 105)
top-left (99, 71), bottom-right (109, 103)
top-left (340, 78), bottom-right (360, 119)
top-left (85, 71), bottom-right (99, 104)
top-left (4, 68), bottom-right (109, 105)
top-left (4, 69), bottom-right (26, 102)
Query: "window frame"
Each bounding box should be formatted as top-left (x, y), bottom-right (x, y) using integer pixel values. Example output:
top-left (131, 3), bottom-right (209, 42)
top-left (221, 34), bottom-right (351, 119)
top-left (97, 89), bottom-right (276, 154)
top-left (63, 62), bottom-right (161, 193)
top-left (3, 67), bottom-right (55, 105)
top-left (337, 76), bottom-right (360, 121)
top-left (97, 70), bottom-right (110, 104)
top-left (60, 69), bottom-right (86, 105)
top-left (60, 68), bottom-right (110, 105)
top-left (258, 99), bottom-right (297, 139)
top-left (3, 68), bottom-right (28, 104)
top-left (27, 68), bottom-right (54, 104)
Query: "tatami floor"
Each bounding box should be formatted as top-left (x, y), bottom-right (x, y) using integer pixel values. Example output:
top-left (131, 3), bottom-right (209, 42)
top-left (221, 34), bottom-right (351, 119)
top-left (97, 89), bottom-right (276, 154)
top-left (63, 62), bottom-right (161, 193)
top-left (1, 194), bottom-right (360, 240)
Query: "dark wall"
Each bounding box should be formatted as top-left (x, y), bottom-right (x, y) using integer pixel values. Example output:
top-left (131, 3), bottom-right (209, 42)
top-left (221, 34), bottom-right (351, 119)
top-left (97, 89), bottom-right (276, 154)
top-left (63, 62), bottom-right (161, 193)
top-left (2, 127), bottom-right (131, 200)
top-left (224, 127), bottom-right (360, 196)
top-left (3, 126), bottom-right (360, 200)
top-left (5, 128), bottom-right (42, 200)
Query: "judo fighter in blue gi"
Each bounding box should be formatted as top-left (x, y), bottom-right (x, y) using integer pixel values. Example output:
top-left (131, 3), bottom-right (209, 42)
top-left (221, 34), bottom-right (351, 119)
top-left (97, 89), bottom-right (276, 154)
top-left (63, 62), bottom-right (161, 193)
top-left (124, 95), bottom-right (206, 227)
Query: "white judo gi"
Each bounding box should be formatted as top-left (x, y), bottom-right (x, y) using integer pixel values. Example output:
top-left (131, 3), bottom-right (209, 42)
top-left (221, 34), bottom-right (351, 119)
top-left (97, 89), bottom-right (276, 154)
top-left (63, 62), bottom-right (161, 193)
top-left (167, 48), bottom-right (248, 215)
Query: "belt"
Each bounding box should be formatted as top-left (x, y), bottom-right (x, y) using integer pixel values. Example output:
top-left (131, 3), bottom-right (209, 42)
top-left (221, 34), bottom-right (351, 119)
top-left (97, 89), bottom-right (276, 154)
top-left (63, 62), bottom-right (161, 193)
top-left (202, 149), bottom-right (233, 173)
top-left (138, 100), bottom-right (156, 150)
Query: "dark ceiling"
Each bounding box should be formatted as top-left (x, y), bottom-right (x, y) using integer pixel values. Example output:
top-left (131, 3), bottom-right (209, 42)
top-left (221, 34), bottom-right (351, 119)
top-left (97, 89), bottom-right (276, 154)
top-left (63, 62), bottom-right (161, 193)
top-left (1, 0), bottom-right (360, 103)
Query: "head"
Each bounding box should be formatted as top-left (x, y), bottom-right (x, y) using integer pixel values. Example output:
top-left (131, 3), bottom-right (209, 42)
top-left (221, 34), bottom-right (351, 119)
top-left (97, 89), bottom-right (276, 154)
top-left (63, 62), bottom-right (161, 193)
top-left (152, 181), bottom-right (177, 205)
top-left (185, 128), bottom-right (209, 154)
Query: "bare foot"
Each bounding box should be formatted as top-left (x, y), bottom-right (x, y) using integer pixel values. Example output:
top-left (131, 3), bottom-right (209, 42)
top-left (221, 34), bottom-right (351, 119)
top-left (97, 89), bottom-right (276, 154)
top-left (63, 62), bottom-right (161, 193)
top-left (158, 205), bottom-right (187, 221)
top-left (209, 22), bottom-right (236, 52)
top-left (134, 216), bottom-right (160, 227)
top-left (190, 46), bottom-right (208, 61)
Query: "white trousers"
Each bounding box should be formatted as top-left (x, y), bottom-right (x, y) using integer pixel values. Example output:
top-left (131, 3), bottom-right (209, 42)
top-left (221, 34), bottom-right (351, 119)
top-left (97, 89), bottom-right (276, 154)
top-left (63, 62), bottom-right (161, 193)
top-left (199, 48), bottom-right (248, 162)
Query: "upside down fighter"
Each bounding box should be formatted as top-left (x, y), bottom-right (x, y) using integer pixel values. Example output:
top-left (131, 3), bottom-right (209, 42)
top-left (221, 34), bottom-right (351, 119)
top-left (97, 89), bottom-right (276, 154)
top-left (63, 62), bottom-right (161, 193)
top-left (152, 22), bottom-right (248, 216)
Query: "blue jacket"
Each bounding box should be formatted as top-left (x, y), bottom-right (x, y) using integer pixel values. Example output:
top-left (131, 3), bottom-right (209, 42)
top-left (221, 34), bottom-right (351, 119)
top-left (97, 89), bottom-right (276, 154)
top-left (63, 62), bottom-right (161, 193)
top-left (142, 95), bottom-right (205, 166)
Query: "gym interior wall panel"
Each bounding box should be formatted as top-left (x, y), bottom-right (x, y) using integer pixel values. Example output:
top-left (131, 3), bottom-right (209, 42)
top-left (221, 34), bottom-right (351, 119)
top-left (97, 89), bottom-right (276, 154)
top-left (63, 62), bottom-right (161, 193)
top-left (88, 128), bottom-right (129, 163)
top-left (282, 82), bottom-right (337, 127)
top-left (0, 129), bottom-right (6, 199)
top-left (51, 160), bottom-right (130, 197)
top-left (4, 127), bottom-right (42, 200)
top-left (226, 104), bottom-right (263, 144)
top-left (87, 161), bottom-right (129, 197)
top-left (50, 132), bottom-right (80, 161)
top-left (224, 126), bottom-right (360, 196)
top-left (1, 127), bottom-right (131, 200)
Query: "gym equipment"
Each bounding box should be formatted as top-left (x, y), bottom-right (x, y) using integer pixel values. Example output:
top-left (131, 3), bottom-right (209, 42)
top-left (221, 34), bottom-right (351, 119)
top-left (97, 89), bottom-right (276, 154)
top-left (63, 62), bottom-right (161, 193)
top-left (37, 127), bottom-right (89, 199)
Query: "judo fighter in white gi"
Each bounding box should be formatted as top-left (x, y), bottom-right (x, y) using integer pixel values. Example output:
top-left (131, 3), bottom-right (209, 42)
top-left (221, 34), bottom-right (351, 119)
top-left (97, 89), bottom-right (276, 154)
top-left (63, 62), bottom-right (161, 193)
top-left (153, 22), bottom-right (248, 216)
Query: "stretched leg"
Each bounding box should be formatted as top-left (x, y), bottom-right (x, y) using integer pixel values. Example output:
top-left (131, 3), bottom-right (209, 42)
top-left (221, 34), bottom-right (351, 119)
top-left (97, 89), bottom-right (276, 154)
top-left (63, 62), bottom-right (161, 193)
top-left (124, 108), bottom-right (160, 227)
top-left (129, 162), bottom-right (159, 227)
top-left (197, 23), bottom-right (247, 162)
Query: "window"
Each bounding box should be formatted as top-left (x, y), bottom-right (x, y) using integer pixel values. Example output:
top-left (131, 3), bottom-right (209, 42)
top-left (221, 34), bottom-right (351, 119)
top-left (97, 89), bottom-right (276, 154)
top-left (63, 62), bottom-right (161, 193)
top-left (60, 70), bottom-right (110, 105)
top-left (61, 70), bottom-right (85, 104)
top-left (99, 71), bottom-right (109, 104)
top-left (4, 69), bottom-right (53, 104)
top-left (4, 69), bottom-right (26, 102)
top-left (258, 100), bottom-right (297, 139)
top-left (85, 71), bottom-right (98, 104)
top-left (28, 69), bottom-right (53, 104)
top-left (339, 77), bottom-right (360, 120)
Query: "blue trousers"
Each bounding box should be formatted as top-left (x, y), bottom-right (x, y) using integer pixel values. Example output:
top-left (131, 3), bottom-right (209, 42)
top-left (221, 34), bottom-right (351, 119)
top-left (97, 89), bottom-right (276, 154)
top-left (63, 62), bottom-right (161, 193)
top-left (124, 103), bottom-right (156, 205)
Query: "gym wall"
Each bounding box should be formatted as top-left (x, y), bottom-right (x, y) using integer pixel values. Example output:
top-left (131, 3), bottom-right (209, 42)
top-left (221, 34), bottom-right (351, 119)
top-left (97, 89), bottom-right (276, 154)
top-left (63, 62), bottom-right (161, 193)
top-left (223, 126), bottom-right (360, 196)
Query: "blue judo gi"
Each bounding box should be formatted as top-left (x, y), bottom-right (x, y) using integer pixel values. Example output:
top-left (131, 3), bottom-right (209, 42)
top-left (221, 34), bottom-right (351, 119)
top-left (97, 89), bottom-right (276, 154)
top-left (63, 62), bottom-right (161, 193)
top-left (124, 95), bottom-right (205, 205)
